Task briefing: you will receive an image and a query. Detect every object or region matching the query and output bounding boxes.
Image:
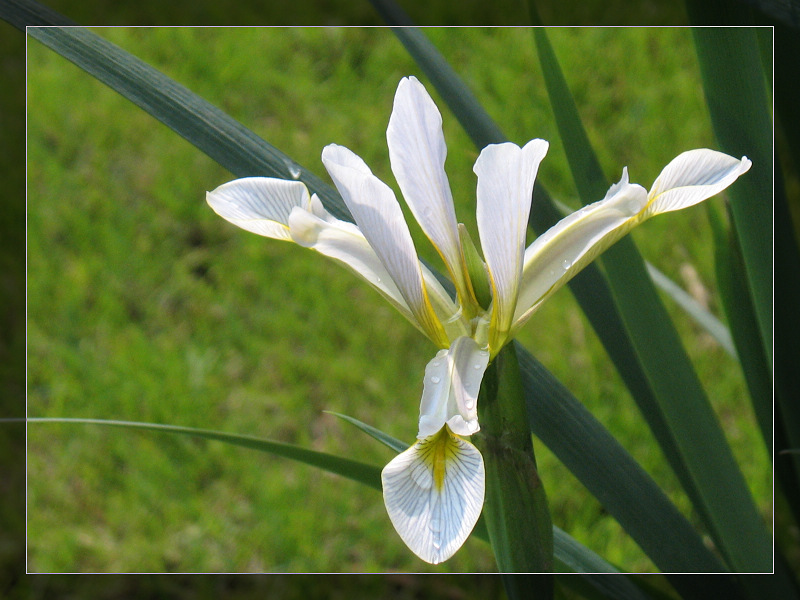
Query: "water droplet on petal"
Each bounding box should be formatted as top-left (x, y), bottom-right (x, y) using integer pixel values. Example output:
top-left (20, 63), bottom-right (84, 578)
top-left (562, 259), bottom-right (572, 270)
top-left (430, 376), bottom-right (441, 384)
top-left (473, 363), bottom-right (483, 370)
top-left (431, 361), bottom-right (441, 368)
top-left (429, 518), bottom-right (441, 532)
top-left (433, 537), bottom-right (442, 549)
top-left (465, 399), bottom-right (475, 409)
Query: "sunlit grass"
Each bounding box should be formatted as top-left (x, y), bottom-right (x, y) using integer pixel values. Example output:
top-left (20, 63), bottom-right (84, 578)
top-left (26, 27), bottom-right (768, 572)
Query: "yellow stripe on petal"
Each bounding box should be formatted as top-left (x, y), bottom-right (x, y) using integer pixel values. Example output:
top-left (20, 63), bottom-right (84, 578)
top-left (381, 426), bottom-right (485, 564)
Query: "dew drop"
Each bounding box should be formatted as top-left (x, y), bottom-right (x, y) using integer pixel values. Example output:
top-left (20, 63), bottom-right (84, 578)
top-left (431, 361), bottom-right (441, 368)
top-left (562, 259), bottom-right (572, 270)
top-left (287, 163), bottom-right (302, 179)
top-left (473, 363), bottom-right (483, 370)
top-left (433, 537), bottom-right (442, 549)
top-left (375, 276), bottom-right (381, 283)
top-left (429, 518), bottom-right (442, 532)
top-left (465, 399), bottom-right (475, 409)
top-left (430, 376), bottom-right (441, 384)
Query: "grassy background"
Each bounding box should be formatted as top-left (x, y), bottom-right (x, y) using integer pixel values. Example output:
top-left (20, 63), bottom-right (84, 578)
top-left (27, 27), bottom-right (770, 573)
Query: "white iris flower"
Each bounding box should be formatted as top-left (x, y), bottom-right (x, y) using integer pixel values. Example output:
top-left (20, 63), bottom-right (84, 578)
top-left (207, 76), bottom-right (751, 564)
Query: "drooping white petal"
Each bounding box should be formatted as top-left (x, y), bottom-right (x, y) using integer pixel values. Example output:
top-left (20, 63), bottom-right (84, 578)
top-left (418, 337), bottom-right (490, 439)
top-left (474, 139), bottom-right (549, 350)
top-left (381, 427), bottom-right (485, 564)
top-left (206, 177), bottom-right (310, 240)
top-left (321, 143), bottom-right (448, 347)
top-left (643, 149), bottom-right (751, 217)
top-left (288, 205), bottom-right (414, 319)
top-left (387, 76), bottom-right (471, 305)
top-left (513, 168), bottom-right (649, 331)
top-left (288, 202), bottom-right (463, 338)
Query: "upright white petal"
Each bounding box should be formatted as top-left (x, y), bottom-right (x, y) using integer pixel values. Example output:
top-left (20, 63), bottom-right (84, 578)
top-left (417, 336), bottom-right (490, 438)
top-left (513, 169), bottom-right (649, 330)
top-left (387, 77), bottom-right (470, 305)
top-left (321, 143), bottom-right (448, 347)
top-left (643, 149), bottom-right (751, 217)
top-left (474, 139), bottom-right (549, 351)
top-left (206, 177), bottom-right (310, 240)
top-left (382, 426), bottom-right (485, 564)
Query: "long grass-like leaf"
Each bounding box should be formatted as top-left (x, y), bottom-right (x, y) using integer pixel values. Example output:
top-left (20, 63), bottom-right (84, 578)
top-left (706, 202), bottom-right (771, 453)
top-left (645, 263), bottom-right (735, 358)
top-left (532, 26), bottom-right (773, 574)
top-left (691, 26), bottom-right (773, 365)
top-left (514, 344), bottom-right (721, 573)
top-left (28, 417), bottom-right (632, 585)
top-left (9, 8), bottom-right (350, 222)
top-left (546, 196), bottom-right (736, 358)
top-left (28, 417), bottom-right (381, 489)
top-left (692, 16), bottom-right (800, 543)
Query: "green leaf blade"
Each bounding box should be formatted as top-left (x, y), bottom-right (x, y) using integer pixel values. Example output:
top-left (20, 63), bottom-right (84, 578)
top-left (28, 417), bottom-right (382, 490)
top-left (532, 25), bottom-right (773, 574)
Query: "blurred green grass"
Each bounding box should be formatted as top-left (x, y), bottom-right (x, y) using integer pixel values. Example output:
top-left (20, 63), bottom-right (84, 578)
top-left (26, 27), bottom-right (770, 573)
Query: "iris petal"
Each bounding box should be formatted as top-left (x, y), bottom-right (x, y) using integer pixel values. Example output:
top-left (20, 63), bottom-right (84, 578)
top-left (387, 76), bottom-right (472, 306)
top-left (206, 177), bottom-right (310, 240)
top-left (381, 426), bottom-right (485, 564)
top-left (644, 149), bottom-right (751, 216)
top-left (418, 336), bottom-right (489, 439)
top-left (474, 139), bottom-right (549, 351)
top-left (322, 143), bottom-right (449, 347)
top-left (512, 149), bottom-right (751, 334)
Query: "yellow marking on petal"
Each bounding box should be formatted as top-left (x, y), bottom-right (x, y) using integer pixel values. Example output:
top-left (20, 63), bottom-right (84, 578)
top-left (417, 426), bottom-right (461, 492)
top-left (381, 424), bottom-right (485, 564)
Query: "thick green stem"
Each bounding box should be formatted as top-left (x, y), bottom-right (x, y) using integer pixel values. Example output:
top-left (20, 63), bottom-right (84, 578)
top-left (474, 343), bottom-right (554, 579)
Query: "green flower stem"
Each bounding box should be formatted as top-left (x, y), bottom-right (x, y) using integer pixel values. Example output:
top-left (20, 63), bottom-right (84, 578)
top-left (474, 343), bottom-right (554, 578)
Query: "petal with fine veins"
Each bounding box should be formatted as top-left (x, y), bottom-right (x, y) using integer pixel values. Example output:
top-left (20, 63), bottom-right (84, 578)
top-left (288, 206), bottom-right (415, 322)
top-left (387, 76), bottom-right (470, 304)
top-left (475, 139), bottom-right (549, 351)
top-left (288, 204), bottom-right (462, 338)
top-left (206, 177), bottom-right (310, 240)
top-left (322, 143), bottom-right (448, 347)
top-left (381, 426), bottom-right (485, 564)
top-left (513, 168), bottom-right (649, 331)
top-left (418, 337), bottom-right (489, 439)
top-left (643, 149), bottom-right (751, 217)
